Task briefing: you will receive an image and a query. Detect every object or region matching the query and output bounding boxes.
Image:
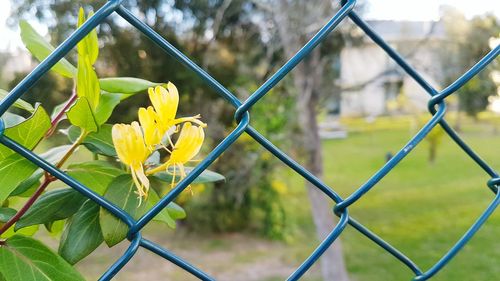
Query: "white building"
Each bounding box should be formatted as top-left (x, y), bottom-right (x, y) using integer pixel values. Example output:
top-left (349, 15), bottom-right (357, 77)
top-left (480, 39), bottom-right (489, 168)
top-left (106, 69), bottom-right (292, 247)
top-left (337, 20), bottom-right (445, 117)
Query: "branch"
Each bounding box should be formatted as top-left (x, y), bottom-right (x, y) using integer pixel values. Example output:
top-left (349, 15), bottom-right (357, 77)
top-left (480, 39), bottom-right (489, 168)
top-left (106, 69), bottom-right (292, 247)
top-left (0, 130), bottom-right (87, 237)
top-left (212, 0), bottom-right (233, 40)
top-left (202, 0), bottom-right (234, 69)
top-left (0, 178), bottom-right (53, 239)
top-left (45, 87), bottom-right (77, 137)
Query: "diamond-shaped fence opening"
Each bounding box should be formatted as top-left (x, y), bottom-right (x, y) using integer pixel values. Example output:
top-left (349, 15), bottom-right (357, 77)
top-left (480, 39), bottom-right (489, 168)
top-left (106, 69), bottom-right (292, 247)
top-left (0, 0), bottom-right (498, 280)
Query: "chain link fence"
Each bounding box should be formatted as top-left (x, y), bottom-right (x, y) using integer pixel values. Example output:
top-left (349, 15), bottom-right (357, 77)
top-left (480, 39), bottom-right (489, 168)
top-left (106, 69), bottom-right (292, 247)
top-left (0, 0), bottom-right (498, 280)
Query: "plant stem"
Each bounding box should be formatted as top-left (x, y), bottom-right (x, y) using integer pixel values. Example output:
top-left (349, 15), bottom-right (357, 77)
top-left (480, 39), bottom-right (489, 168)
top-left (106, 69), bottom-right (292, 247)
top-left (0, 130), bottom-right (87, 237)
top-left (55, 130), bottom-right (88, 169)
top-left (45, 89), bottom-right (78, 137)
top-left (0, 178), bottom-right (53, 237)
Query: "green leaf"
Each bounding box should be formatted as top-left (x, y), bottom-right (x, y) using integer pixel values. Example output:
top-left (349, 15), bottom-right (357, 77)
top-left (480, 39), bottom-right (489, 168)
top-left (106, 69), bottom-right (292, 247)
top-left (147, 189), bottom-right (176, 228)
top-left (15, 189), bottom-right (87, 231)
top-left (0, 208), bottom-right (17, 223)
top-left (9, 173), bottom-right (40, 198)
top-left (99, 175), bottom-right (144, 247)
top-left (0, 105), bottom-right (50, 160)
top-left (13, 183), bottom-right (38, 198)
top-left (0, 235), bottom-right (85, 281)
top-left (1, 225), bottom-right (39, 240)
top-left (99, 175), bottom-right (176, 247)
top-left (11, 179), bottom-right (38, 198)
top-left (19, 20), bottom-right (77, 78)
top-left (77, 56), bottom-right (100, 111)
top-left (77, 8), bottom-right (99, 65)
top-left (99, 77), bottom-right (162, 94)
top-left (165, 202), bottom-right (186, 220)
top-left (66, 161), bottom-right (124, 195)
top-left (153, 168), bottom-right (225, 184)
top-left (0, 155), bottom-right (38, 205)
top-left (0, 89), bottom-right (34, 113)
top-left (59, 201), bottom-right (103, 264)
top-left (66, 97), bottom-right (98, 132)
top-left (68, 125), bottom-right (115, 156)
top-left (94, 92), bottom-right (121, 125)
top-left (44, 220), bottom-right (65, 236)
top-left (10, 145), bottom-right (72, 198)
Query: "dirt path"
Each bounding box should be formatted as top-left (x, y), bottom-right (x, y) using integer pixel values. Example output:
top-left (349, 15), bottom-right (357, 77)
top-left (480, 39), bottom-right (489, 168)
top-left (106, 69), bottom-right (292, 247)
top-left (77, 228), bottom-right (320, 281)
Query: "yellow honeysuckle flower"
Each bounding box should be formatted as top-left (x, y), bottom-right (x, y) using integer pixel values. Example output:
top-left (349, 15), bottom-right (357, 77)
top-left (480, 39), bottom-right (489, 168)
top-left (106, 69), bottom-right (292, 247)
top-left (148, 83), bottom-right (178, 132)
top-left (112, 122), bottom-right (150, 203)
top-left (147, 122), bottom-right (205, 187)
top-left (169, 122), bottom-right (205, 166)
top-left (138, 106), bottom-right (162, 150)
top-left (148, 83), bottom-right (206, 133)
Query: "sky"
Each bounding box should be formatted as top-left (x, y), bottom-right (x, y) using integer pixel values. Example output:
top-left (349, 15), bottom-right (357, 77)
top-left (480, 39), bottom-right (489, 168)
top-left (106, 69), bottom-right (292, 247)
top-left (364, 0), bottom-right (499, 21)
top-left (0, 0), bottom-right (499, 51)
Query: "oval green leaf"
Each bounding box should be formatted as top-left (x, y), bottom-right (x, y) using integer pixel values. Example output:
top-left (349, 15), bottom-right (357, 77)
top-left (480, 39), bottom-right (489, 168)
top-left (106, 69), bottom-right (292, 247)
top-left (66, 161), bottom-right (124, 195)
top-left (0, 105), bottom-right (50, 160)
top-left (15, 189), bottom-right (87, 231)
top-left (0, 155), bottom-right (39, 205)
top-left (66, 97), bottom-right (98, 132)
top-left (59, 201), bottom-right (103, 265)
top-left (0, 235), bottom-right (85, 281)
top-left (99, 77), bottom-right (162, 93)
top-left (94, 92), bottom-right (121, 125)
top-left (0, 208), bottom-right (17, 223)
top-left (19, 20), bottom-right (77, 78)
top-left (99, 175), bottom-right (177, 247)
top-left (77, 56), bottom-right (100, 111)
top-left (68, 125), bottom-right (116, 156)
top-left (153, 168), bottom-right (225, 184)
top-left (0, 105), bottom-right (51, 201)
top-left (77, 8), bottom-right (99, 65)
top-left (10, 145), bottom-right (72, 198)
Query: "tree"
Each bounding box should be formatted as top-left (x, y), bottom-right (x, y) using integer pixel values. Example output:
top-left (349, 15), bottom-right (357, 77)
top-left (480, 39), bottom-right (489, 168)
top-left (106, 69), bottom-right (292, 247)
top-left (253, 0), bottom-right (351, 280)
top-left (439, 7), bottom-right (500, 118)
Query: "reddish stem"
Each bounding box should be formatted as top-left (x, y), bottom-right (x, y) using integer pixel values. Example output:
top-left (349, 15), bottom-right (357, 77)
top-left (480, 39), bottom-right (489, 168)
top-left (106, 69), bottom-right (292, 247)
top-left (0, 132), bottom-right (85, 237)
top-left (0, 87), bottom-right (79, 240)
top-left (0, 177), bottom-right (54, 236)
top-left (45, 91), bottom-right (77, 137)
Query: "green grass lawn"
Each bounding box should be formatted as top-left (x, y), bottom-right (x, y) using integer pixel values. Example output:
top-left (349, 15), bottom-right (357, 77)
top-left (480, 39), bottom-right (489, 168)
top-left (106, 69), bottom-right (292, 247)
top-left (280, 115), bottom-right (500, 280)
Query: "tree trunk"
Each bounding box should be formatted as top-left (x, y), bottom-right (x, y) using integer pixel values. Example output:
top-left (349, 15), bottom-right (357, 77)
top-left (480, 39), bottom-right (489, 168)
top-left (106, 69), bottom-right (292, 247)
top-left (428, 141), bottom-right (437, 164)
top-left (270, 1), bottom-right (350, 278)
top-left (301, 104), bottom-right (350, 281)
top-left (293, 50), bottom-right (349, 281)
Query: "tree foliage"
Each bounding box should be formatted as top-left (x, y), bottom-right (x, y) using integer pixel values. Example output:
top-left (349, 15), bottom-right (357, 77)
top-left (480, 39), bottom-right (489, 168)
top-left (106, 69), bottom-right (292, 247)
top-left (440, 7), bottom-right (500, 117)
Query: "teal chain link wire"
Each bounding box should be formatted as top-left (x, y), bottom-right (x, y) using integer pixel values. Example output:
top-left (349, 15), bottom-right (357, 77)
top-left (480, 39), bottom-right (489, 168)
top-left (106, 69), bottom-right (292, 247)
top-left (0, 0), bottom-right (499, 280)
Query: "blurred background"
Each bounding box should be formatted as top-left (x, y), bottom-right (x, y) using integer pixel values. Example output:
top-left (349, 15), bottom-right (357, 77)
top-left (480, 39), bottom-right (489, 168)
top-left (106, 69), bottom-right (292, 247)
top-left (1, 0), bottom-right (499, 280)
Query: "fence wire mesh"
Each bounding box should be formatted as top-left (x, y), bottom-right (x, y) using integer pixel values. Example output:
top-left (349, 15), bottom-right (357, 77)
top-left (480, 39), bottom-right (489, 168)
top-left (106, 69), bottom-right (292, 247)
top-left (0, 0), bottom-right (499, 280)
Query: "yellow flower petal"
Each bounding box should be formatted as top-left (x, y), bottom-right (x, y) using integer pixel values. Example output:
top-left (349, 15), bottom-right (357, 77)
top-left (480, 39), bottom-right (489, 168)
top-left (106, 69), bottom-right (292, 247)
top-left (148, 83), bottom-right (179, 132)
top-left (145, 122), bottom-right (205, 177)
top-left (112, 122), bottom-right (150, 202)
top-left (138, 106), bottom-right (162, 149)
top-left (169, 122), bottom-right (205, 164)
